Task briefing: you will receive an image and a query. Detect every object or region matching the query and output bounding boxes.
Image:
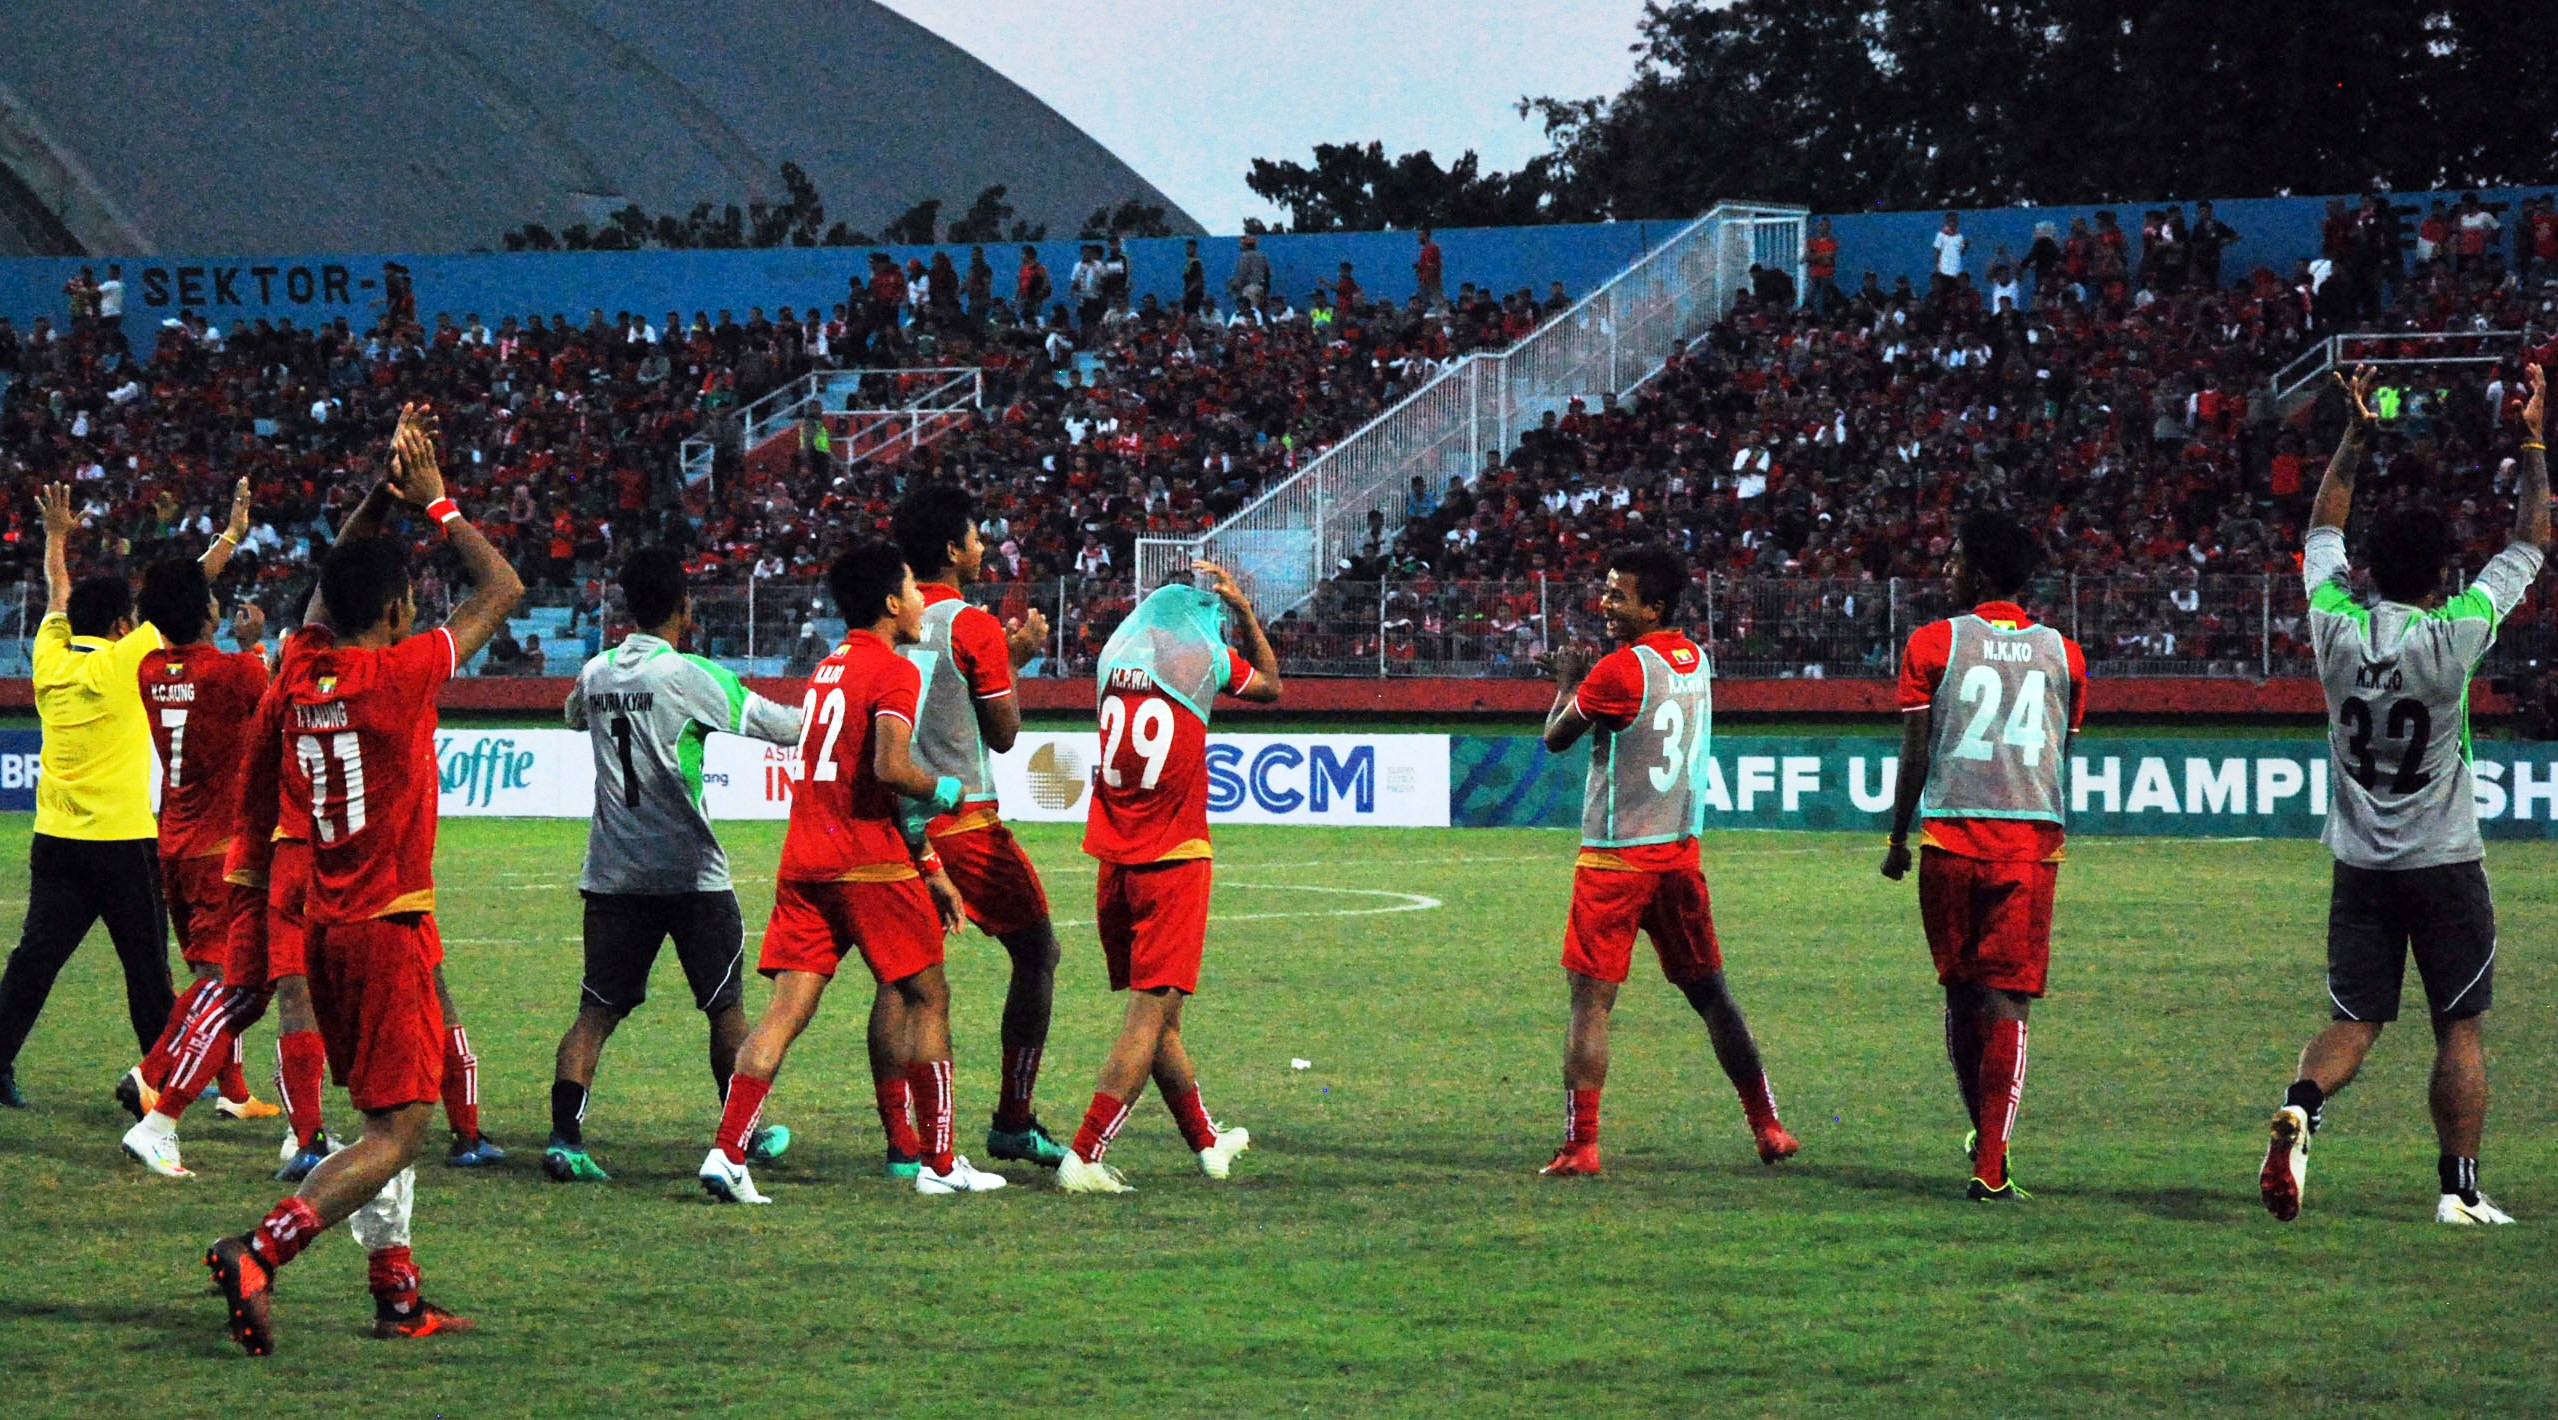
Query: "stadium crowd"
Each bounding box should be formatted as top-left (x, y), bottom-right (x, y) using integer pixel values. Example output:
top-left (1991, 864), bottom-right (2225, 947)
top-left (3, 196), bottom-right (2554, 676)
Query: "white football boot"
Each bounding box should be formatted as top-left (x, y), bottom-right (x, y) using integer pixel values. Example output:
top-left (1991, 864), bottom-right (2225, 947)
top-left (2437, 1192), bottom-right (2516, 1225)
top-left (698, 1148), bottom-right (771, 1204)
top-left (1196, 1124), bottom-right (1252, 1180)
top-left (121, 1113), bottom-right (191, 1178)
top-left (916, 1155), bottom-right (1009, 1195)
top-left (1056, 1151), bottom-right (1135, 1194)
top-left (2259, 1105), bottom-right (2310, 1222)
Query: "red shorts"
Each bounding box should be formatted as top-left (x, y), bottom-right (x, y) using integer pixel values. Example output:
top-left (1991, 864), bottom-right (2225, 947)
top-left (930, 818), bottom-right (1050, 938)
top-left (1095, 859), bottom-right (1211, 994)
top-left (1917, 849), bottom-right (2057, 997)
top-left (760, 876), bottom-right (944, 984)
top-left (305, 913), bottom-right (448, 1112)
top-left (161, 854), bottom-right (234, 968)
top-left (220, 881), bottom-right (275, 986)
top-left (263, 839), bottom-right (313, 981)
top-left (1562, 864), bottom-right (1724, 986)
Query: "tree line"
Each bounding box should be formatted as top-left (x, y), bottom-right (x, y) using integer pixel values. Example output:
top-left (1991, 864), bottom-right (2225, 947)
top-left (498, 163), bottom-right (1174, 252)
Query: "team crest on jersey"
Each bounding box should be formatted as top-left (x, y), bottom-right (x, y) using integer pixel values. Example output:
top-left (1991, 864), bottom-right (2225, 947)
top-left (162, 663), bottom-right (184, 676)
top-left (317, 675), bottom-right (338, 696)
top-left (1667, 645), bottom-right (1698, 669)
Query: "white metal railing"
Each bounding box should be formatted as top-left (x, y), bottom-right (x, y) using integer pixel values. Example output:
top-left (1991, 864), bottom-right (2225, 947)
top-left (2272, 329), bottom-right (2524, 407)
top-left (1136, 203), bottom-right (1807, 609)
top-left (821, 368), bottom-right (984, 468)
top-left (678, 433), bottom-right (716, 489)
top-left (728, 367), bottom-right (981, 463)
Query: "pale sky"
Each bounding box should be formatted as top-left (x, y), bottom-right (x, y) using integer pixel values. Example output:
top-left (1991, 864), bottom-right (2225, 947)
top-left (873, 0), bottom-right (1647, 234)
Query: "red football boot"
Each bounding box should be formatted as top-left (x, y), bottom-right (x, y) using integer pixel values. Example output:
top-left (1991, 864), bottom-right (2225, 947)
top-left (1539, 1141), bottom-right (1602, 1176)
top-left (373, 1298), bottom-right (475, 1340)
top-left (1755, 1123), bottom-right (1801, 1164)
top-left (204, 1236), bottom-right (276, 1357)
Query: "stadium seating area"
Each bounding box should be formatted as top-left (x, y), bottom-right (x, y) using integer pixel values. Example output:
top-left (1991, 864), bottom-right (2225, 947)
top-left (1, 205), bottom-right (2552, 678)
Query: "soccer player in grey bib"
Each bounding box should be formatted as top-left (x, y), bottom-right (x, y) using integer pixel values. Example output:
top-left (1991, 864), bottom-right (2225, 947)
top-left (2260, 364), bottom-right (2548, 1226)
top-left (545, 549), bottom-right (804, 1182)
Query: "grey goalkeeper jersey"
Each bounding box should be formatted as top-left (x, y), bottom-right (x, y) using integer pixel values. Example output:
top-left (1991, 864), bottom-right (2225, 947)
top-left (2304, 526), bottom-right (2545, 870)
top-left (565, 634), bottom-right (804, 894)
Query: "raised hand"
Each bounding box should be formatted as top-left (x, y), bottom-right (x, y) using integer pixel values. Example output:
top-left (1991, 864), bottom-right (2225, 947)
top-left (1004, 607), bottom-right (1051, 670)
top-left (1192, 559), bottom-right (1251, 612)
top-left (1537, 644), bottom-right (1594, 686)
top-left (386, 401), bottom-right (447, 508)
top-left (38, 482), bottom-right (75, 538)
top-left (229, 599), bottom-right (267, 647)
top-left (2523, 363), bottom-right (2546, 442)
top-left (2333, 363), bottom-right (2380, 429)
top-left (224, 476), bottom-right (253, 544)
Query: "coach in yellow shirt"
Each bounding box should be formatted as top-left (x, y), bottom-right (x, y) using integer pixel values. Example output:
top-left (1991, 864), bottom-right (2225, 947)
top-left (0, 482), bottom-right (243, 1107)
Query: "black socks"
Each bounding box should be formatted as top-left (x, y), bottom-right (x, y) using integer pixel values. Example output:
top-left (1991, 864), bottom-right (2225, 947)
top-left (550, 1080), bottom-right (587, 1147)
top-left (2439, 1154), bottom-right (2479, 1205)
top-left (2282, 1079), bottom-right (2325, 1133)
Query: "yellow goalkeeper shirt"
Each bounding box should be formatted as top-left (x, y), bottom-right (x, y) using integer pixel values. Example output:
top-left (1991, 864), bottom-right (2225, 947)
top-left (31, 613), bottom-right (163, 840)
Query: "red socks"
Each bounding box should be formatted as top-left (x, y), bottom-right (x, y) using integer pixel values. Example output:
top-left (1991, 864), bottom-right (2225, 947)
top-left (994, 1044), bottom-right (1042, 1132)
top-left (1566, 1087), bottom-right (1601, 1146)
top-left (248, 1196), bottom-right (324, 1270)
top-left (713, 1073), bottom-right (772, 1164)
top-left (1734, 1072), bottom-right (1783, 1133)
top-left (217, 1035), bottom-right (251, 1103)
top-left (142, 979), bottom-right (215, 1090)
top-left (874, 1077), bottom-right (922, 1158)
top-left (1166, 1084), bottom-right (1218, 1153)
top-left (1976, 1019), bottom-right (2029, 1188)
top-left (1070, 1091), bottom-right (1133, 1163)
top-left (440, 1026), bottom-right (480, 1141)
top-left (153, 989), bottom-right (247, 1123)
top-left (368, 1245), bottom-right (421, 1315)
top-left (1945, 1006), bottom-right (1986, 1128)
top-left (276, 1030), bottom-right (327, 1147)
top-left (908, 1059), bottom-right (955, 1174)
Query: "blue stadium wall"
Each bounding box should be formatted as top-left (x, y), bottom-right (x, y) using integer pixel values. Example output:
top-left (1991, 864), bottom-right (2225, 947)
top-left (1, 187), bottom-right (2546, 345)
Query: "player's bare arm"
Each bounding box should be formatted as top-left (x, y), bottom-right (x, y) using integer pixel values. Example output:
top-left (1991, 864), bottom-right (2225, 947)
top-left (924, 869), bottom-right (966, 933)
top-left (230, 599), bottom-right (268, 662)
top-left (2310, 364), bottom-right (2379, 535)
top-left (1538, 644), bottom-right (1596, 751)
top-left (388, 410), bottom-right (526, 662)
top-left (38, 481), bottom-right (75, 615)
top-left (1881, 711), bottom-right (1930, 881)
top-left (871, 712), bottom-right (948, 801)
top-left (304, 403), bottom-right (421, 625)
top-left (1196, 559), bottom-right (1284, 702)
top-left (199, 477), bottom-right (252, 579)
top-left (972, 608), bottom-right (1050, 752)
top-left (2512, 363), bottom-right (2549, 553)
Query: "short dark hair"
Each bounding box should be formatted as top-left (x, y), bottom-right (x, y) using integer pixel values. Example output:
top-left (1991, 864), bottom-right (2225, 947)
top-left (619, 546), bottom-right (688, 629)
top-left (66, 575), bottom-right (132, 638)
top-left (318, 536), bottom-right (411, 634)
top-left (1607, 544), bottom-right (1688, 621)
top-left (1957, 510), bottom-right (2044, 597)
top-left (827, 540), bottom-right (909, 627)
top-left (893, 483), bottom-right (976, 577)
top-left (135, 557), bottom-right (211, 644)
top-left (2366, 508), bottom-right (2450, 604)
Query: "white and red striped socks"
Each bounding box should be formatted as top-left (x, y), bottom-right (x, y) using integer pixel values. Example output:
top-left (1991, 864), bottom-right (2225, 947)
top-left (907, 1059), bottom-right (955, 1173)
top-left (1071, 1091), bottom-right (1134, 1163)
top-left (1976, 1019), bottom-right (2029, 1188)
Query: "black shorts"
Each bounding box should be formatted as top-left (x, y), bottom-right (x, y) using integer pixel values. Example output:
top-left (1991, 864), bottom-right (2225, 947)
top-left (2326, 861), bottom-right (2497, 1023)
top-left (580, 891), bottom-right (745, 1016)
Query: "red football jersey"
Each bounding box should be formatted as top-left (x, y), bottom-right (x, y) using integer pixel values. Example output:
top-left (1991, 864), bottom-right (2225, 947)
top-left (281, 628), bottom-right (455, 923)
top-left (1081, 648), bottom-right (1254, 866)
top-left (777, 630), bottom-right (924, 882)
top-left (1897, 600), bottom-right (2089, 862)
top-left (140, 642), bottom-right (269, 860)
top-left (223, 674), bottom-right (291, 884)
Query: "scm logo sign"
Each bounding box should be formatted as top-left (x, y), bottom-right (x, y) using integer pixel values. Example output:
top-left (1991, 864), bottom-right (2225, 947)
top-left (438, 736), bottom-right (536, 808)
top-left (1206, 743), bottom-right (1376, 814)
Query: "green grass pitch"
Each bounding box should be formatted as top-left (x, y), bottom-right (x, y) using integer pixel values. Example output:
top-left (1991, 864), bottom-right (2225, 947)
top-left (0, 819), bottom-right (2552, 1416)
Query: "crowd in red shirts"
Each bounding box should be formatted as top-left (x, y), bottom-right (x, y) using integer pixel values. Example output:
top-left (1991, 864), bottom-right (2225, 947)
top-left (2, 203), bottom-right (2551, 680)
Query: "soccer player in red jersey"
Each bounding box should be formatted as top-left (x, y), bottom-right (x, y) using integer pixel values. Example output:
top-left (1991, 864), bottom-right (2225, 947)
top-left (1055, 562), bottom-right (1278, 1194)
top-left (699, 541), bottom-right (1000, 1202)
top-left (115, 561), bottom-right (278, 1176)
top-left (1881, 511), bottom-right (2087, 1202)
top-left (890, 482), bottom-right (1066, 1173)
top-left (115, 483), bottom-right (263, 1127)
top-left (1536, 546), bottom-right (1796, 1177)
top-left (204, 407), bottom-right (523, 1354)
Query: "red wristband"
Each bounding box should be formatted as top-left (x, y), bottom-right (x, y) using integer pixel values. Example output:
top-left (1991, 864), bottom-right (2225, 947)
top-left (425, 497), bottom-right (462, 526)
